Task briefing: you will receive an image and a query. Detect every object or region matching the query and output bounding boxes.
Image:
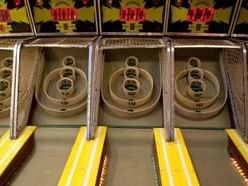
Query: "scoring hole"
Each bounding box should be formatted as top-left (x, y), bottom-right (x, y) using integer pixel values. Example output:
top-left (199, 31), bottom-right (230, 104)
top-left (0, 81), bottom-right (8, 91)
top-left (3, 58), bottom-right (13, 68)
top-left (190, 81), bottom-right (203, 92)
top-left (190, 70), bottom-right (201, 79)
top-left (125, 84), bottom-right (137, 91)
top-left (127, 59), bottom-right (136, 66)
top-left (0, 69), bottom-right (11, 79)
top-left (64, 57), bottom-right (75, 66)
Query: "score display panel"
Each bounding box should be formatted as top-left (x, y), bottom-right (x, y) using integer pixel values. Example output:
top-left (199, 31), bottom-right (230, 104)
top-left (99, 0), bottom-right (166, 35)
top-left (30, 0), bottom-right (97, 35)
top-left (233, 0), bottom-right (248, 36)
top-left (0, 0), bottom-right (32, 36)
top-left (167, 0), bottom-right (238, 35)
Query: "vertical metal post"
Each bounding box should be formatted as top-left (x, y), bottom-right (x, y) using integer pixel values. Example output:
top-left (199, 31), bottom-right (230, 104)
top-left (87, 42), bottom-right (95, 140)
top-left (87, 37), bottom-right (101, 140)
top-left (10, 40), bottom-right (23, 139)
top-left (162, 38), bottom-right (174, 141)
top-left (93, 39), bottom-right (101, 135)
top-left (169, 42), bottom-right (175, 141)
top-left (242, 43), bottom-right (248, 143)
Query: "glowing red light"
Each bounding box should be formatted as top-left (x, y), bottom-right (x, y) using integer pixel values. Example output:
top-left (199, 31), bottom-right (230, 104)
top-left (187, 7), bottom-right (215, 23)
top-left (15, 0), bottom-right (21, 7)
top-left (51, 8), bottom-right (77, 21)
top-left (120, 7), bottom-right (145, 22)
top-left (0, 9), bottom-right (11, 22)
top-left (82, 0), bottom-right (89, 5)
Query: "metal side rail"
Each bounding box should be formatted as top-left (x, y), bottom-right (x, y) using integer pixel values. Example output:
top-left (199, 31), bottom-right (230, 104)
top-left (153, 128), bottom-right (199, 186)
top-left (0, 126), bottom-right (36, 186)
top-left (58, 126), bottom-right (107, 186)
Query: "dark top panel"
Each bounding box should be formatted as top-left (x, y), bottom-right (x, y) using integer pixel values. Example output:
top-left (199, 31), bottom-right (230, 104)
top-left (234, 0), bottom-right (248, 35)
top-left (167, 0), bottom-right (237, 35)
top-left (100, 0), bottom-right (165, 34)
top-left (30, 0), bottom-right (97, 34)
top-left (0, 0), bottom-right (32, 35)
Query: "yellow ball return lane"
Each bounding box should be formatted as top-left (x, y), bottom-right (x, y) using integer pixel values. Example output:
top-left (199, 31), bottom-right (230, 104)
top-left (164, 40), bottom-right (247, 186)
top-left (58, 126), bottom-right (107, 186)
top-left (6, 126), bottom-right (107, 186)
top-left (103, 128), bottom-right (158, 186)
top-left (5, 36), bottom-right (107, 186)
top-left (0, 40), bottom-right (43, 186)
top-left (153, 128), bottom-right (199, 186)
top-left (0, 126), bottom-right (36, 186)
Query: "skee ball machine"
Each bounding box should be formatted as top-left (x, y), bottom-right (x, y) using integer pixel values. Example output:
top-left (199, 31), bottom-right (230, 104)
top-left (226, 0), bottom-right (248, 181)
top-left (0, 0), bottom-right (39, 185)
top-left (1, 0), bottom-right (248, 185)
top-left (89, 0), bottom-right (199, 185)
top-left (5, 0), bottom-right (107, 185)
top-left (163, 0), bottom-right (248, 185)
top-left (226, 0), bottom-right (248, 183)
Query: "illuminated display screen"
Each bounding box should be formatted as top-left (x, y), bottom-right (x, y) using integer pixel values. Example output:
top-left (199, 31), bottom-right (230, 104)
top-left (234, 0), bottom-right (248, 35)
top-left (187, 7), bottom-right (214, 23)
top-left (120, 7), bottom-right (145, 22)
top-left (168, 0), bottom-right (237, 34)
top-left (0, 0), bottom-right (32, 34)
top-left (0, 9), bottom-right (11, 22)
top-left (51, 8), bottom-right (77, 21)
top-left (32, 0), bottom-right (97, 34)
top-left (100, 0), bottom-right (165, 33)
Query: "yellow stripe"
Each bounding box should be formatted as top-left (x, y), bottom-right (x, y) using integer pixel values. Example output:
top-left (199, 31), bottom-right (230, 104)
top-left (154, 128), bottom-right (172, 186)
top-left (175, 129), bottom-right (199, 186)
top-left (153, 128), bottom-right (200, 186)
top-left (0, 126), bottom-right (36, 175)
top-left (58, 126), bottom-right (107, 186)
top-left (226, 129), bottom-right (248, 163)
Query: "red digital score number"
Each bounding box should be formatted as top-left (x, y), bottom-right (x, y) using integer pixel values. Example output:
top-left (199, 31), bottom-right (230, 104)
top-left (187, 7), bottom-right (215, 23)
top-left (120, 7), bottom-right (145, 22)
top-left (0, 9), bottom-right (11, 22)
top-left (51, 8), bottom-right (77, 21)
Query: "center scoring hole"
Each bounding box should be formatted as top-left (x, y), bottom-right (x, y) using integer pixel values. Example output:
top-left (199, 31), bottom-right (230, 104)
top-left (62, 69), bottom-right (73, 77)
top-left (190, 69), bottom-right (201, 79)
top-left (124, 79), bottom-right (138, 91)
top-left (190, 81), bottom-right (203, 92)
top-left (124, 67), bottom-right (139, 79)
top-left (59, 79), bottom-right (72, 90)
top-left (127, 70), bottom-right (136, 78)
